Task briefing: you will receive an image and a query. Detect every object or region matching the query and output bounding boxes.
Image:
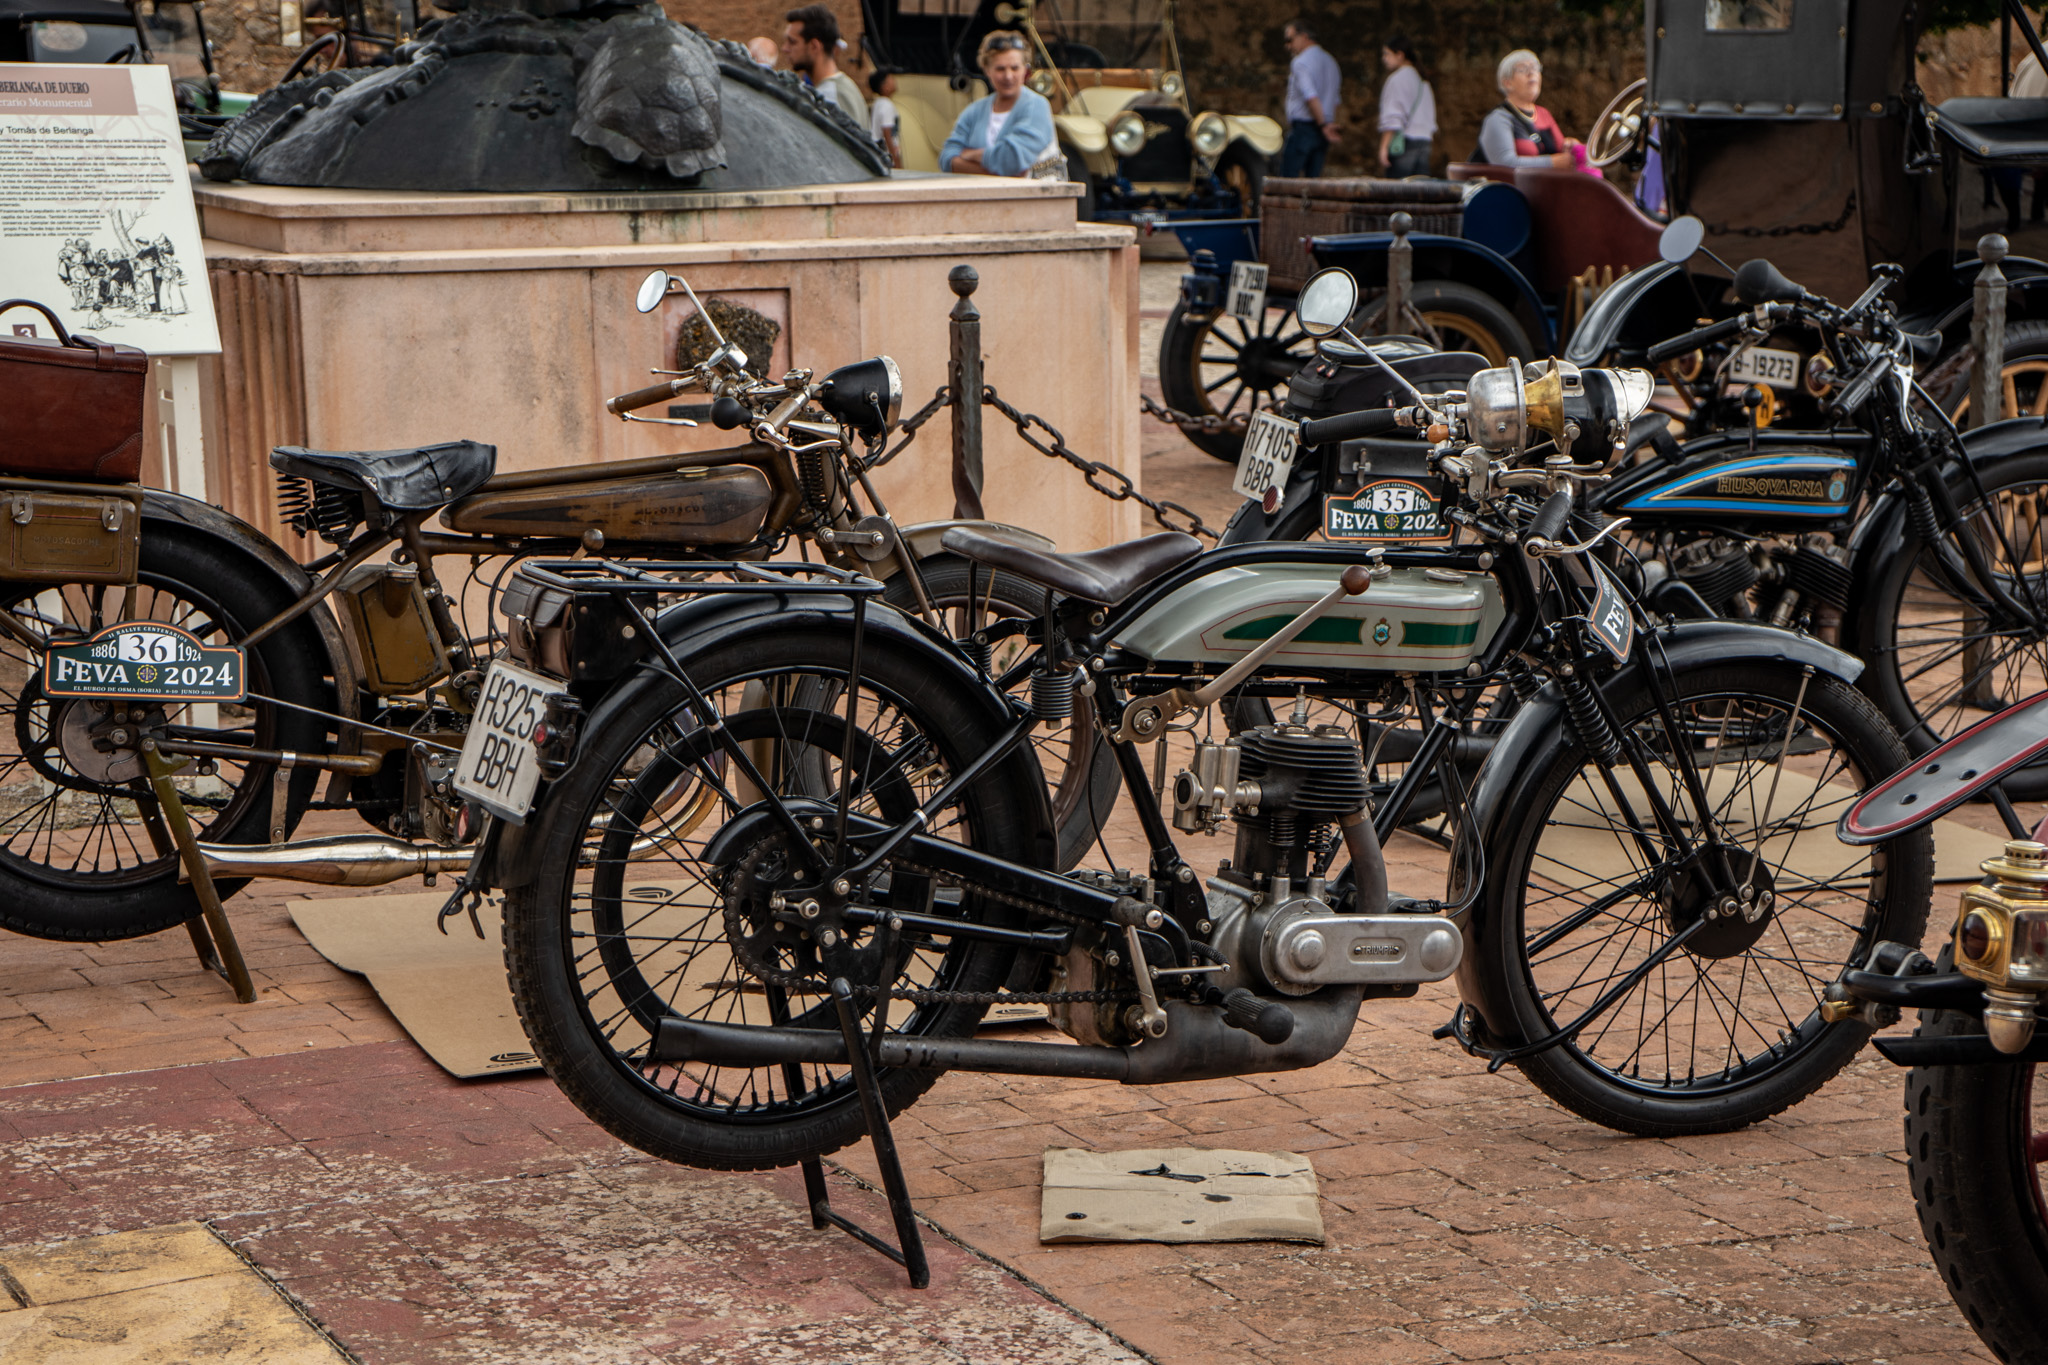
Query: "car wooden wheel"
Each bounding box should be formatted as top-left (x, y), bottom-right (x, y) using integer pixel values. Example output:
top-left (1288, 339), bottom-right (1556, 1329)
top-left (1948, 322), bottom-right (2048, 422)
top-left (1159, 297), bottom-right (1309, 462)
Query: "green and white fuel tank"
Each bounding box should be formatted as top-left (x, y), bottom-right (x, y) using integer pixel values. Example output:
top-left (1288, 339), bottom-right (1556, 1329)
top-left (1115, 562), bottom-right (1504, 672)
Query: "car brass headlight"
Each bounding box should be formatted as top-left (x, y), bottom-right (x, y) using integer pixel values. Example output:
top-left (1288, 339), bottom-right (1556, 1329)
top-left (1160, 71), bottom-right (1185, 99)
top-left (1110, 111), bottom-right (1148, 157)
top-left (1028, 70), bottom-right (1054, 97)
top-left (1191, 112), bottom-right (1228, 157)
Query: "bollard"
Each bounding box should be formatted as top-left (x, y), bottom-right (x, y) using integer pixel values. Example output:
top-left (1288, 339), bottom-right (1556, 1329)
top-left (1384, 210), bottom-right (1412, 338)
top-left (948, 264), bottom-right (985, 521)
top-left (1972, 232), bottom-right (2009, 428)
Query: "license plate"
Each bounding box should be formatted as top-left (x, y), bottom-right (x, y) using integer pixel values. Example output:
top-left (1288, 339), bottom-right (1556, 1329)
top-left (1227, 260), bottom-right (1269, 324)
top-left (1727, 345), bottom-right (1800, 390)
top-left (1322, 478), bottom-right (1450, 542)
top-left (454, 660), bottom-right (556, 823)
top-left (1233, 410), bottom-right (1299, 502)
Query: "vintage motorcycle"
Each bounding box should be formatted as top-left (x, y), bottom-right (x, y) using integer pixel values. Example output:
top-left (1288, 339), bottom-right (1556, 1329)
top-left (0, 270), bottom-right (1107, 944)
top-left (474, 268), bottom-right (1933, 1183)
top-left (1226, 232), bottom-right (2048, 798)
top-left (1827, 694), bottom-right (2048, 1365)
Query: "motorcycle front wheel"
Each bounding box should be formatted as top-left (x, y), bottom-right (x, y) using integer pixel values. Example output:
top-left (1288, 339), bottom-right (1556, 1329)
top-left (501, 619), bottom-right (1043, 1171)
top-left (1473, 661), bottom-right (1932, 1135)
top-left (1903, 991), bottom-right (2048, 1365)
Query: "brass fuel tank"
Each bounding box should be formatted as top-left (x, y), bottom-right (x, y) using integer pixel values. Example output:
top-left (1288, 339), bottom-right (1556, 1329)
top-left (441, 466), bottom-right (773, 545)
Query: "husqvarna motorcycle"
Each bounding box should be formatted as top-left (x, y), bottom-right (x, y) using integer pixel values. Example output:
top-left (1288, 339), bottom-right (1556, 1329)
top-left (1225, 246), bottom-right (2048, 799)
top-left (474, 268), bottom-right (1933, 1174)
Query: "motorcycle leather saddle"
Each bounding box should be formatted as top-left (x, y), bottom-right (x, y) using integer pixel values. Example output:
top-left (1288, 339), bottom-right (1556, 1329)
top-left (941, 527), bottom-right (1201, 605)
top-left (270, 440), bottom-right (497, 512)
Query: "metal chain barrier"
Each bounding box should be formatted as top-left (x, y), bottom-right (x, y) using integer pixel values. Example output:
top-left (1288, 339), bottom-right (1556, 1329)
top-left (1140, 390), bottom-right (1251, 438)
top-left (984, 385), bottom-right (1222, 541)
top-left (871, 384), bottom-right (952, 468)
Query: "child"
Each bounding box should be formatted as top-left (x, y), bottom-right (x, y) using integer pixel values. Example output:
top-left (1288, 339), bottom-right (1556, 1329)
top-left (869, 68), bottom-right (902, 169)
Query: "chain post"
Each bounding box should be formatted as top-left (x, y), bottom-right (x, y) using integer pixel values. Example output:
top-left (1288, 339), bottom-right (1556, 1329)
top-left (948, 265), bottom-right (985, 520)
top-left (1385, 210), bottom-right (1412, 337)
top-left (1972, 232), bottom-right (2009, 428)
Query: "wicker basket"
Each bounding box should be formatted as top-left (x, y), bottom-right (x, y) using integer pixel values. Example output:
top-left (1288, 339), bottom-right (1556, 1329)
top-left (1261, 177), bottom-right (1466, 293)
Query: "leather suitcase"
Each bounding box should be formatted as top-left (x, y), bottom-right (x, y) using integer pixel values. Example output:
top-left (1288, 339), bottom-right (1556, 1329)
top-left (0, 299), bottom-right (148, 483)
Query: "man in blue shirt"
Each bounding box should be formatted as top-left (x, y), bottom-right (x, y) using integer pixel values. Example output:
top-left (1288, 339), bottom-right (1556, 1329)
top-left (1280, 18), bottom-right (1341, 178)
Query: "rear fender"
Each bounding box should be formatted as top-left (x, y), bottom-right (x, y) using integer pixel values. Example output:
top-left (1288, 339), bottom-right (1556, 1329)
top-left (490, 591), bottom-right (1048, 888)
top-left (1452, 621), bottom-right (1863, 1030)
top-left (889, 519), bottom-right (1054, 569)
top-left (1308, 233), bottom-right (1553, 352)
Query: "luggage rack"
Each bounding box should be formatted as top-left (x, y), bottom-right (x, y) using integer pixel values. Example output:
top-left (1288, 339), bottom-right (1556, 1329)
top-left (506, 556), bottom-right (931, 1286)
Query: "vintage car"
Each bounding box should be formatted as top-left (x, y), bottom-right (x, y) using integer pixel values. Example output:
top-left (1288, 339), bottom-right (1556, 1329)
top-left (860, 0), bottom-right (1278, 221)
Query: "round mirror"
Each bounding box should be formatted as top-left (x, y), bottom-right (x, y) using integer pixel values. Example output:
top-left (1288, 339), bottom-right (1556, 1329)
top-left (1297, 268), bottom-right (1359, 338)
top-left (635, 269), bottom-right (670, 314)
top-left (1658, 215), bottom-right (1705, 266)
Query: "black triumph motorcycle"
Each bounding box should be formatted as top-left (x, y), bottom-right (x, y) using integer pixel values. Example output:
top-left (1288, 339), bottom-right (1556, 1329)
top-left (1225, 235), bottom-right (2048, 799)
top-left (466, 271), bottom-right (1933, 1192)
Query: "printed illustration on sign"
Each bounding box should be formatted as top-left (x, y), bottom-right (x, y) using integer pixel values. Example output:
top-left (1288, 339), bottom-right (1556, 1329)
top-left (1322, 478), bottom-right (1450, 542)
top-left (43, 622), bottom-right (246, 701)
top-left (54, 208), bottom-right (190, 329)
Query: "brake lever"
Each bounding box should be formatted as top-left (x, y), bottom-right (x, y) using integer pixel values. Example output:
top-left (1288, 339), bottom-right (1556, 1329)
top-left (1525, 517), bottom-right (1631, 560)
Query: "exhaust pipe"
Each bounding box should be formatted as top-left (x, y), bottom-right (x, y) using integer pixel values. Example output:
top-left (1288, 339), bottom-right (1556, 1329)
top-left (183, 835), bottom-right (474, 886)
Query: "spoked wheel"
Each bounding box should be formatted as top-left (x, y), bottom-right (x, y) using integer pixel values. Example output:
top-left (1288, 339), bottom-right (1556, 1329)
top-left (0, 552), bottom-right (326, 941)
top-left (1944, 319), bottom-right (2048, 424)
top-left (1858, 450), bottom-right (2048, 798)
top-left (1904, 987), bottom-right (2048, 1365)
top-left (1475, 661), bottom-right (1932, 1135)
top-left (502, 622), bottom-right (1044, 1170)
top-left (1355, 281), bottom-right (1531, 367)
top-left (1159, 298), bottom-right (1310, 462)
top-left (883, 555), bottom-right (1118, 869)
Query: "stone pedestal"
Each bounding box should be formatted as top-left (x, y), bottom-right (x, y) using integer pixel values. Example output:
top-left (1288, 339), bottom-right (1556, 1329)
top-left (197, 173), bottom-right (1143, 553)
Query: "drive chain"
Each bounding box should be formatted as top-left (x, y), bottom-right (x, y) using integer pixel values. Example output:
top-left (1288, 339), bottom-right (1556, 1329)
top-left (984, 386), bottom-right (1222, 542)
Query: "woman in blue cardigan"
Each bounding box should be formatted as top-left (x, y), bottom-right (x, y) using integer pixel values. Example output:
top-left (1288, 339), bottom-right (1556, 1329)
top-left (941, 31), bottom-right (1064, 179)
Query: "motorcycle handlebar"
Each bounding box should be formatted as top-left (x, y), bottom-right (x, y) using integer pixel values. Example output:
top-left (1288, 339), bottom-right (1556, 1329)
top-left (1297, 406), bottom-right (1404, 447)
top-left (605, 378), bottom-right (685, 416)
top-left (1827, 353), bottom-right (1893, 420)
top-left (1646, 315), bottom-right (1745, 365)
top-left (1525, 489), bottom-right (1574, 546)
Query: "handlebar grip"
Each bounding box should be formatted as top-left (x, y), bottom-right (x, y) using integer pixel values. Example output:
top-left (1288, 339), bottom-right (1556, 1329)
top-left (1827, 357), bottom-right (1890, 420)
top-left (1646, 315), bottom-right (1744, 365)
top-left (1525, 489), bottom-right (1574, 546)
top-left (605, 379), bottom-right (682, 416)
top-left (1297, 406), bottom-right (1402, 447)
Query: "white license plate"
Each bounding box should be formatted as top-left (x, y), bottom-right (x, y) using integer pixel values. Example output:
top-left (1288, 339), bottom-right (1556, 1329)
top-left (1727, 345), bottom-right (1801, 390)
top-left (454, 660), bottom-right (557, 823)
top-left (1226, 260), bottom-right (1269, 324)
top-left (1232, 410), bottom-right (1300, 502)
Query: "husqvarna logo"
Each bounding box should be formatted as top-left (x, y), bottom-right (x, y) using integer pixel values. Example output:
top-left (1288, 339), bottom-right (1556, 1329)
top-left (1716, 475), bottom-right (1828, 500)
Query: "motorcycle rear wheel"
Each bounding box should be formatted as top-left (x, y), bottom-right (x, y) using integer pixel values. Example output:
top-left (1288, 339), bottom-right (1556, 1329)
top-left (1904, 983), bottom-right (2048, 1365)
top-left (1474, 662), bottom-right (1931, 1135)
top-left (501, 622), bottom-right (1041, 1171)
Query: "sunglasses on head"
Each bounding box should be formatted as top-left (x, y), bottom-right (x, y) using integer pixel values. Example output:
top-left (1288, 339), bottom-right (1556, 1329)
top-left (986, 34), bottom-right (1026, 50)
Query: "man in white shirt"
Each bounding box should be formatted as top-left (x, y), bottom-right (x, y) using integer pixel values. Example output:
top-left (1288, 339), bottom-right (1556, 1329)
top-left (782, 5), bottom-right (867, 127)
top-left (1280, 18), bottom-right (1340, 178)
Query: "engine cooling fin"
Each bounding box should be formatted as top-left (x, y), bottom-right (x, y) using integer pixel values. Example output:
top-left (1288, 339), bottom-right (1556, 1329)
top-left (1238, 723), bottom-right (1369, 816)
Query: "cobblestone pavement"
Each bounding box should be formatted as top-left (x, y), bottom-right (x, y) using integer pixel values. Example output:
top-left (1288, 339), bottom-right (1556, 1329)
top-left (0, 358), bottom-right (2013, 1362)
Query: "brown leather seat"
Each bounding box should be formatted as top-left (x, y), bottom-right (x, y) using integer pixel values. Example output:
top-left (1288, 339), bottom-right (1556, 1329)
top-left (1508, 168), bottom-right (1665, 295)
top-left (1447, 162), bottom-right (1516, 184)
top-left (940, 527), bottom-right (1202, 606)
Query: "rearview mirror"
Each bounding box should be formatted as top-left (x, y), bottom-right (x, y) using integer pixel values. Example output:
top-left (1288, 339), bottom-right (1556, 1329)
top-left (1658, 215), bottom-right (1705, 266)
top-left (635, 270), bottom-right (670, 314)
top-left (1297, 268), bottom-right (1359, 338)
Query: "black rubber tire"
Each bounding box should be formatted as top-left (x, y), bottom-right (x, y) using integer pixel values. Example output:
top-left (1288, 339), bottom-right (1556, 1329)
top-left (0, 528), bottom-right (328, 941)
top-left (1475, 661), bottom-right (1932, 1135)
top-left (1159, 299), bottom-right (1309, 463)
top-left (1356, 280), bottom-right (1532, 367)
top-left (1854, 448), bottom-right (2048, 800)
top-left (1903, 980), bottom-right (2048, 1365)
top-left (882, 554), bottom-right (1118, 870)
top-left (1217, 141), bottom-right (1265, 219)
top-left (1944, 318), bottom-right (2048, 424)
top-left (502, 621), bottom-right (1042, 1171)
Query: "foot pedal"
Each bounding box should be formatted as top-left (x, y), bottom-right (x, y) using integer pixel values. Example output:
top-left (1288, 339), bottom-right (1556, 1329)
top-left (1220, 988), bottom-right (1294, 1044)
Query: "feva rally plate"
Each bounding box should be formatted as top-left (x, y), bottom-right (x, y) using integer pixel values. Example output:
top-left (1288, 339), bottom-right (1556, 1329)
top-left (43, 622), bottom-right (246, 702)
top-left (1323, 478), bottom-right (1451, 543)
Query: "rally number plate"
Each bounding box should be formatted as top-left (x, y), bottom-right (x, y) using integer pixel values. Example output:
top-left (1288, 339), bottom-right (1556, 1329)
top-left (43, 622), bottom-right (244, 702)
top-left (1232, 410), bottom-right (1300, 503)
top-left (454, 660), bottom-right (556, 823)
top-left (1322, 478), bottom-right (1451, 543)
top-left (1727, 345), bottom-right (1801, 391)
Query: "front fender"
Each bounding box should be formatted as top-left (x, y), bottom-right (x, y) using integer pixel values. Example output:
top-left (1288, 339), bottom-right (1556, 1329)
top-left (1222, 115), bottom-right (1282, 157)
top-left (490, 590), bottom-right (1039, 889)
top-left (1451, 620), bottom-right (1863, 1025)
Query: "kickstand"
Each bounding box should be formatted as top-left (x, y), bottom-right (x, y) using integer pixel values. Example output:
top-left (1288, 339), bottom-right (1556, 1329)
top-left (793, 976), bottom-right (930, 1288)
top-left (141, 740), bottom-right (256, 1003)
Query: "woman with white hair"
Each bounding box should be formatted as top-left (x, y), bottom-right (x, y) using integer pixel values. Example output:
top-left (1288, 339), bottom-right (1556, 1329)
top-left (1474, 49), bottom-right (1580, 169)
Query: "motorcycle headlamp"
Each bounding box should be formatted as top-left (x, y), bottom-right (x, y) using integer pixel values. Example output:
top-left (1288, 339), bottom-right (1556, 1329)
top-left (1109, 111), bottom-right (1148, 157)
top-left (1957, 842), bottom-right (2048, 988)
top-left (1191, 112), bottom-right (1228, 158)
top-left (1028, 69), bottom-right (1055, 97)
top-left (818, 355), bottom-right (903, 440)
top-left (1160, 71), bottom-right (1185, 99)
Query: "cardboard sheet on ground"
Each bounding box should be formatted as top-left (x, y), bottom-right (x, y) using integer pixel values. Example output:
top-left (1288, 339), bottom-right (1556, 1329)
top-left (289, 891), bottom-right (541, 1079)
top-left (1537, 769), bottom-right (2007, 890)
top-left (1040, 1147), bottom-right (1324, 1245)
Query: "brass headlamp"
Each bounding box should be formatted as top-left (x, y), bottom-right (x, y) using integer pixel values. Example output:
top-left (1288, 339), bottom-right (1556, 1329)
top-left (1954, 839), bottom-right (2048, 1053)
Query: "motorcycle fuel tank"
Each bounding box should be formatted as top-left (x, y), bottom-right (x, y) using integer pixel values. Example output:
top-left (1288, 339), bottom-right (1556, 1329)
top-left (442, 466), bottom-right (773, 544)
top-left (1116, 563), bottom-right (1504, 672)
top-left (1610, 448), bottom-right (1857, 522)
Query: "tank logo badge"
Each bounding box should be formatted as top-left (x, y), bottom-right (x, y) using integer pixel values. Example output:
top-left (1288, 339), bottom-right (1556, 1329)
top-left (1714, 474), bottom-right (1827, 500)
top-left (1373, 619), bottom-right (1391, 645)
top-left (1827, 476), bottom-right (1846, 502)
